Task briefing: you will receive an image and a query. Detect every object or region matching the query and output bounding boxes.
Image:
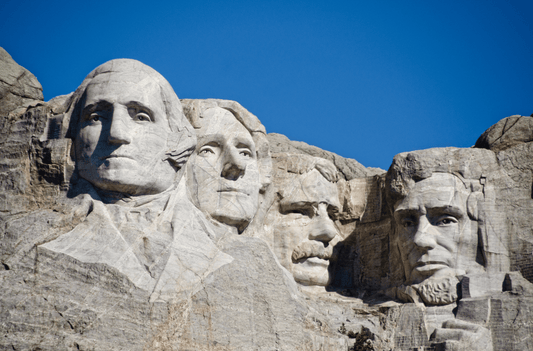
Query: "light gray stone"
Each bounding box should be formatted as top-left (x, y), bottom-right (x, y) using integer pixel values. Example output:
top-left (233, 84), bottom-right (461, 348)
top-left (267, 132), bottom-right (384, 180)
top-left (261, 153), bottom-right (342, 288)
top-left (386, 147), bottom-right (512, 303)
top-left (2, 49), bottom-right (533, 351)
top-left (181, 99), bottom-right (271, 235)
top-left (0, 56), bottom-right (355, 350)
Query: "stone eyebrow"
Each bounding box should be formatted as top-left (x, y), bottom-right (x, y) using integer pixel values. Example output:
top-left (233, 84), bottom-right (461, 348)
top-left (81, 100), bottom-right (113, 120)
top-left (426, 205), bottom-right (464, 217)
top-left (233, 135), bottom-right (255, 149)
top-left (126, 101), bottom-right (155, 118)
top-left (82, 100), bottom-right (112, 112)
top-left (394, 206), bottom-right (419, 215)
top-left (126, 100), bottom-right (152, 111)
top-left (394, 205), bottom-right (464, 217)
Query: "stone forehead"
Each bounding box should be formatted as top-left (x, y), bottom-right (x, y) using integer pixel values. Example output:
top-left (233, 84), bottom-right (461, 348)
top-left (389, 147), bottom-right (498, 181)
top-left (181, 99), bottom-right (267, 135)
top-left (396, 173), bottom-right (470, 209)
top-left (408, 172), bottom-right (469, 192)
top-left (271, 153), bottom-right (337, 180)
top-left (196, 107), bottom-right (250, 134)
top-left (79, 59), bottom-right (179, 106)
top-left (279, 169), bottom-right (341, 207)
top-left (66, 59), bottom-right (194, 140)
top-left (86, 59), bottom-right (162, 79)
top-left (85, 71), bottom-right (161, 87)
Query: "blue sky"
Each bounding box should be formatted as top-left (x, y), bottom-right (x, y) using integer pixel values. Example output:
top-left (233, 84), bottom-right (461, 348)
top-left (1, 0), bottom-right (532, 170)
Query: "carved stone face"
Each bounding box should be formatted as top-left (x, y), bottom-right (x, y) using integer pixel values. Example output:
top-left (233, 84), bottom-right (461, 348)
top-left (271, 170), bottom-right (341, 286)
top-left (187, 107), bottom-right (261, 230)
top-left (74, 74), bottom-right (177, 195)
top-left (394, 173), bottom-right (480, 284)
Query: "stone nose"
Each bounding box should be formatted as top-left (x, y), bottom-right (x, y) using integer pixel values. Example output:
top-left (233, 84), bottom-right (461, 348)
top-left (412, 216), bottom-right (437, 251)
top-left (308, 203), bottom-right (338, 243)
top-left (108, 106), bottom-right (132, 145)
top-left (221, 148), bottom-right (246, 180)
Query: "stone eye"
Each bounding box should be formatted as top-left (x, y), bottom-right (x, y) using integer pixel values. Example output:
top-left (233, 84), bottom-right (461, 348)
top-left (402, 218), bottom-right (416, 228)
top-left (87, 112), bottom-right (104, 123)
top-left (436, 216), bottom-right (457, 226)
top-left (135, 112), bottom-right (151, 122)
top-left (240, 150), bottom-right (252, 157)
top-left (328, 208), bottom-right (339, 221)
top-left (128, 107), bottom-right (152, 122)
top-left (199, 147), bottom-right (215, 155)
top-left (287, 208), bottom-right (312, 217)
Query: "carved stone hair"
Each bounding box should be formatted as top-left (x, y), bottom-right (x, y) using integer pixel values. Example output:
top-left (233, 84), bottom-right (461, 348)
top-left (269, 153), bottom-right (340, 202)
top-left (385, 147), bottom-right (510, 273)
top-left (181, 99), bottom-right (272, 192)
top-left (271, 153), bottom-right (338, 183)
top-left (65, 59), bottom-right (196, 170)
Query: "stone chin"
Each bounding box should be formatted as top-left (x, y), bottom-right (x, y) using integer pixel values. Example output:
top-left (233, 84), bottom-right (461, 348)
top-left (209, 192), bottom-right (258, 227)
top-left (412, 275), bottom-right (460, 305)
top-left (78, 161), bottom-right (173, 196)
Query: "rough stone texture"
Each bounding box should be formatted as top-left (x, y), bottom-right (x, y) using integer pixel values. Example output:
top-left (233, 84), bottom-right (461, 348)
top-left (474, 116), bottom-right (533, 286)
top-left (0, 55), bottom-right (354, 351)
top-left (475, 115), bottom-right (533, 152)
top-left (262, 153), bottom-right (343, 288)
top-left (267, 132), bottom-right (384, 180)
top-left (0, 47), bottom-right (43, 116)
top-left (181, 99), bottom-right (272, 235)
top-left (1, 50), bottom-right (532, 351)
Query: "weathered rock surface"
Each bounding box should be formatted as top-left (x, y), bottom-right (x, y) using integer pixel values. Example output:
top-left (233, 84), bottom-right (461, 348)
top-left (475, 115), bottom-right (533, 151)
top-left (1, 50), bottom-right (532, 351)
top-left (267, 132), bottom-right (384, 180)
top-left (474, 116), bottom-right (533, 290)
top-left (0, 47), bottom-right (43, 116)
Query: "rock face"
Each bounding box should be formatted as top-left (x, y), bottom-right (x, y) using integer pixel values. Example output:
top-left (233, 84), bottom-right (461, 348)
top-left (267, 132), bottom-right (383, 180)
top-left (475, 115), bottom-right (533, 152)
top-left (1, 51), bottom-right (532, 351)
top-left (0, 47), bottom-right (43, 116)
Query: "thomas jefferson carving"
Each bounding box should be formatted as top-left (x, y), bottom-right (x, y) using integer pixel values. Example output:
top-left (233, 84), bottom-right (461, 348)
top-left (181, 99), bottom-right (271, 235)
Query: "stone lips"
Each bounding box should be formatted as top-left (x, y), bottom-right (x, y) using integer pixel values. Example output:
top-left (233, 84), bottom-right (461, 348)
top-left (292, 239), bottom-right (334, 262)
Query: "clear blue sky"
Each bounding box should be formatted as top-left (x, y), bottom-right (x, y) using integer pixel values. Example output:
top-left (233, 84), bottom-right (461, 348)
top-left (1, 0), bottom-right (532, 170)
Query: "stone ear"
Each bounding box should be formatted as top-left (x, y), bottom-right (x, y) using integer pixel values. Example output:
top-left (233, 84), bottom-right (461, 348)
top-left (165, 132), bottom-right (196, 170)
top-left (166, 146), bottom-right (195, 170)
top-left (467, 191), bottom-right (483, 221)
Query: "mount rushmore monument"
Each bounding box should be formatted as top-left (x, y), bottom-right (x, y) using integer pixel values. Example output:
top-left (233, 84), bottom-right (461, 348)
top-left (1, 48), bottom-right (533, 350)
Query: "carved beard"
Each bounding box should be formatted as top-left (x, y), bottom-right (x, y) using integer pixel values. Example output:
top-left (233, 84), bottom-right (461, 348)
top-left (396, 275), bottom-right (460, 306)
top-left (413, 275), bottom-right (460, 305)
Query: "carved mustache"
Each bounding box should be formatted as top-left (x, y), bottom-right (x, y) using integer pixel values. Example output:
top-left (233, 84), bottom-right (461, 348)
top-left (291, 241), bottom-right (333, 262)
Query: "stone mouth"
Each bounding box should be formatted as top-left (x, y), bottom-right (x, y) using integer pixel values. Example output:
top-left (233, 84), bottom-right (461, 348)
top-left (101, 154), bottom-right (134, 160)
top-left (292, 242), bottom-right (333, 262)
top-left (217, 187), bottom-right (249, 195)
top-left (415, 260), bottom-right (448, 267)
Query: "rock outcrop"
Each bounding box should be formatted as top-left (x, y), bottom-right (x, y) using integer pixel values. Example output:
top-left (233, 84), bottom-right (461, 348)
top-left (1, 49), bottom-right (532, 351)
top-left (267, 132), bottom-right (384, 180)
top-left (0, 47), bottom-right (43, 116)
